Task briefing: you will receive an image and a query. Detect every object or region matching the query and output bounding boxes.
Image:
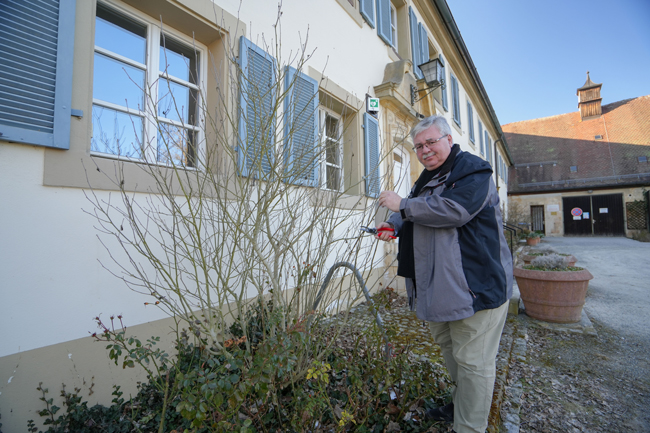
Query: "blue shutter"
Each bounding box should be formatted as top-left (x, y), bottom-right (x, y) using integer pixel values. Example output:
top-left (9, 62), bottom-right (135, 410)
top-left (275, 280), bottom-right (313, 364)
top-left (467, 102), bottom-right (474, 142)
top-left (478, 120), bottom-right (484, 155)
top-left (0, 0), bottom-right (76, 150)
top-left (360, 0), bottom-right (376, 28)
top-left (238, 36), bottom-right (276, 178)
top-left (376, 0), bottom-right (391, 45)
top-left (439, 54), bottom-right (448, 110)
top-left (283, 66), bottom-right (319, 187)
top-left (363, 113), bottom-right (380, 198)
top-left (451, 74), bottom-right (460, 125)
top-left (408, 7), bottom-right (422, 79)
top-left (419, 22), bottom-right (428, 64)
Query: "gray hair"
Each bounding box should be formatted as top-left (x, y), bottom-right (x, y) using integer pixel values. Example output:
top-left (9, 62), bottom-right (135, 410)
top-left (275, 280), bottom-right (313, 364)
top-left (410, 115), bottom-right (452, 141)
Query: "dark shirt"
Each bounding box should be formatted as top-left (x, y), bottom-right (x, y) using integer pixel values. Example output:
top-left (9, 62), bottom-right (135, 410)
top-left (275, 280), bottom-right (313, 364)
top-left (397, 144), bottom-right (460, 280)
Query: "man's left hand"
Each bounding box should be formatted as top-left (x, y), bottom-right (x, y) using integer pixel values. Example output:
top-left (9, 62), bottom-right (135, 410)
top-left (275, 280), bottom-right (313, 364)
top-left (378, 191), bottom-right (402, 212)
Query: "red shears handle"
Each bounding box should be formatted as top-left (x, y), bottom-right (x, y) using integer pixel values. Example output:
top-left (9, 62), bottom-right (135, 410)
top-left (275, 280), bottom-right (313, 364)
top-left (377, 227), bottom-right (397, 239)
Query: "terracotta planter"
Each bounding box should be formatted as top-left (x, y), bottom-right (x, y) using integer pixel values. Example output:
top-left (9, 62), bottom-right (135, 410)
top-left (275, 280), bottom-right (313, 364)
top-left (522, 254), bottom-right (577, 266)
top-left (513, 267), bottom-right (593, 323)
top-left (526, 237), bottom-right (540, 246)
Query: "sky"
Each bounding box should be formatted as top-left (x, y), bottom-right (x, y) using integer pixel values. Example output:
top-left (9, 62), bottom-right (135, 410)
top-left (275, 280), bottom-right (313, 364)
top-left (446, 0), bottom-right (650, 126)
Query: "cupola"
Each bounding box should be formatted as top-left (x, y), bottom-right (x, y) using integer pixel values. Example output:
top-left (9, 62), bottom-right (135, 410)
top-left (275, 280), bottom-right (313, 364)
top-left (577, 71), bottom-right (602, 120)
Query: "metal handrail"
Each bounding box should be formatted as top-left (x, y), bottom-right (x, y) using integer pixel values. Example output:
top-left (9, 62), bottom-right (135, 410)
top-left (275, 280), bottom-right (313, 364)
top-left (313, 261), bottom-right (392, 359)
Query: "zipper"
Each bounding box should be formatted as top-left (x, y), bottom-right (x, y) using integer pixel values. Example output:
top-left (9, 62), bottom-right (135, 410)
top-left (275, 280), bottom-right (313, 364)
top-left (469, 289), bottom-right (477, 299)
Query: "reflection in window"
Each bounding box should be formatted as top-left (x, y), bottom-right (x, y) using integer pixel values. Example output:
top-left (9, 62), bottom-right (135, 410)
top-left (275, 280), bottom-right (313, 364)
top-left (91, 4), bottom-right (201, 167)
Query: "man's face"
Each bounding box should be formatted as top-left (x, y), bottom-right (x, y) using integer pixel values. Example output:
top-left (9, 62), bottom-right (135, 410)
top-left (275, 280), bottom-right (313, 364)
top-left (413, 126), bottom-right (453, 171)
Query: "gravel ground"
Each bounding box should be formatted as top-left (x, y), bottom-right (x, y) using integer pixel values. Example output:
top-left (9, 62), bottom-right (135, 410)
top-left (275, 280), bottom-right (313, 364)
top-left (502, 237), bottom-right (650, 432)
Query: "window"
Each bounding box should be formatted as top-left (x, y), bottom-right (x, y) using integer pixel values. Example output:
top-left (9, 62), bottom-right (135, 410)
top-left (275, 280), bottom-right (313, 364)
top-left (638, 156), bottom-right (648, 163)
top-left (484, 130), bottom-right (491, 165)
top-left (91, 3), bottom-right (202, 167)
top-left (570, 165), bottom-right (578, 172)
top-left (0, 0), bottom-right (76, 150)
top-left (389, 3), bottom-right (398, 48)
top-left (450, 74), bottom-right (460, 126)
top-left (321, 110), bottom-right (343, 191)
top-left (478, 120), bottom-right (484, 156)
top-left (467, 102), bottom-right (475, 143)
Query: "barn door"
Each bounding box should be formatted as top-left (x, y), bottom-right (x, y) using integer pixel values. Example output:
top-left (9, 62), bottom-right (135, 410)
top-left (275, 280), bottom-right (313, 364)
top-left (592, 194), bottom-right (624, 235)
top-left (563, 196), bottom-right (592, 235)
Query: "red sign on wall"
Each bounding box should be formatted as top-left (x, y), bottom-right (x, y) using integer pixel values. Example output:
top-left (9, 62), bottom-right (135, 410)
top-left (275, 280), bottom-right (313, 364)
top-left (571, 207), bottom-right (583, 217)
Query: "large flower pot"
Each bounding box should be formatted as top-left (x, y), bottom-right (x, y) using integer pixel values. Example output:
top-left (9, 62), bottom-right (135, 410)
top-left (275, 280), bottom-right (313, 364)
top-left (513, 267), bottom-right (593, 323)
top-left (526, 237), bottom-right (540, 246)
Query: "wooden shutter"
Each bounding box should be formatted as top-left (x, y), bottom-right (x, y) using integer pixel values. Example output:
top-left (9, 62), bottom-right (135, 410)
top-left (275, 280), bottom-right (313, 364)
top-left (376, 0), bottom-right (391, 45)
top-left (478, 120), bottom-right (484, 155)
top-left (439, 54), bottom-right (448, 110)
top-left (408, 7), bottom-right (422, 79)
top-left (363, 113), bottom-right (380, 198)
top-left (419, 22), bottom-right (428, 64)
top-left (0, 0), bottom-right (76, 149)
top-left (360, 0), bottom-right (375, 28)
top-left (467, 102), bottom-right (474, 142)
top-left (451, 75), bottom-right (460, 125)
top-left (283, 66), bottom-right (319, 187)
top-left (238, 36), bottom-right (276, 178)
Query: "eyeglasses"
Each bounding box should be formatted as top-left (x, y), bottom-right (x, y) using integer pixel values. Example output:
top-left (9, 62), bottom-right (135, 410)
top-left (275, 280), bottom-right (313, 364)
top-left (412, 134), bottom-right (448, 153)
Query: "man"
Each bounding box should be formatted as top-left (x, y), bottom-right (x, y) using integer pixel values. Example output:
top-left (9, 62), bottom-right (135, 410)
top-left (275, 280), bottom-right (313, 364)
top-left (377, 115), bottom-right (512, 433)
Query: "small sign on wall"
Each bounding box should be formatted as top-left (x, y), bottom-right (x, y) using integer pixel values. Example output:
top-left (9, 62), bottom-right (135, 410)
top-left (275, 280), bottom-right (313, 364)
top-left (548, 204), bottom-right (559, 212)
top-left (367, 97), bottom-right (379, 113)
top-left (583, 212), bottom-right (590, 219)
top-left (599, 208), bottom-right (608, 213)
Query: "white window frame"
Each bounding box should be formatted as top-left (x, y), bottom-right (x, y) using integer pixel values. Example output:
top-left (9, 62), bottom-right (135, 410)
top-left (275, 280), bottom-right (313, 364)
top-left (389, 2), bottom-right (398, 49)
top-left (319, 108), bottom-right (344, 191)
top-left (91, 1), bottom-right (207, 167)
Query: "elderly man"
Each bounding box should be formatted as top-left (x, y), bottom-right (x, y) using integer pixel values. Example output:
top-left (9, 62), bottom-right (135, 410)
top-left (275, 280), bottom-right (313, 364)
top-left (377, 115), bottom-right (512, 433)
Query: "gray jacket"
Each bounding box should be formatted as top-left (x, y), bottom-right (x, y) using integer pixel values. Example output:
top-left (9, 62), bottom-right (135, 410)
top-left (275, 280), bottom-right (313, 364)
top-left (388, 150), bottom-right (513, 322)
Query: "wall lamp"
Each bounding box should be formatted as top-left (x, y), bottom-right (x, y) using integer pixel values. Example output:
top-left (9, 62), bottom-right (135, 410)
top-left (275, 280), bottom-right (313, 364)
top-left (410, 57), bottom-right (445, 106)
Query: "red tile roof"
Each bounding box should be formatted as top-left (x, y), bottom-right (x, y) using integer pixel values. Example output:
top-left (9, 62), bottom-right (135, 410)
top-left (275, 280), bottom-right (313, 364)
top-left (503, 95), bottom-right (650, 193)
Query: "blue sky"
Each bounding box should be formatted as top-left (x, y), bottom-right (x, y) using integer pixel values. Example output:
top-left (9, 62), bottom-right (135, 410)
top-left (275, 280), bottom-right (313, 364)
top-left (447, 0), bottom-right (650, 126)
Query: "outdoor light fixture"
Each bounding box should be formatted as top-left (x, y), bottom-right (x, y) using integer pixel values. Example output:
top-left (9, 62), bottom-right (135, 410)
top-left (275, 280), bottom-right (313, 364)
top-left (410, 57), bottom-right (445, 106)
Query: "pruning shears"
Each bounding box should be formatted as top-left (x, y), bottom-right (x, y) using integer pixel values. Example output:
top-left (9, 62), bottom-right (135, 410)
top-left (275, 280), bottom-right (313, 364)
top-left (360, 226), bottom-right (396, 239)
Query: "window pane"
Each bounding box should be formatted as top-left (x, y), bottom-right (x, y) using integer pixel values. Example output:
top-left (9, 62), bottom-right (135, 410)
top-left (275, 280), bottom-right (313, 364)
top-left (157, 123), bottom-right (195, 167)
top-left (93, 52), bottom-right (144, 109)
top-left (158, 78), bottom-right (196, 124)
top-left (326, 138), bottom-right (339, 164)
top-left (91, 105), bottom-right (143, 158)
top-left (95, 6), bottom-right (146, 63)
top-left (159, 36), bottom-right (198, 84)
top-left (326, 165), bottom-right (340, 190)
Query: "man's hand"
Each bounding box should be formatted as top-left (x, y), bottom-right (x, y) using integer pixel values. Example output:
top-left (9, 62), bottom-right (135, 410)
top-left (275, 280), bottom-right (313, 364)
top-left (378, 191), bottom-right (402, 212)
top-left (376, 222), bottom-right (395, 242)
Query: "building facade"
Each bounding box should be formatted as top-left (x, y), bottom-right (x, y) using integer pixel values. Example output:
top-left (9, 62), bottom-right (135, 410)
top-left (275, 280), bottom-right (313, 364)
top-left (0, 0), bottom-right (509, 429)
top-left (504, 74), bottom-right (650, 237)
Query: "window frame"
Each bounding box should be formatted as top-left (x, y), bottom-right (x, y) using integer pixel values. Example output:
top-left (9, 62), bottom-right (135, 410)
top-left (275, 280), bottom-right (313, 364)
top-left (91, 2), bottom-right (206, 168)
top-left (319, 107), bottom-right (344, 192)
top-left (389, 2), bottom-right (398, 49)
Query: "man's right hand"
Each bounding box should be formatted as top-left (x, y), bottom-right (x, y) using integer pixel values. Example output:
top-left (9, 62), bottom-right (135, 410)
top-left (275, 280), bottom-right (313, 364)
top-left (376, 222), bottom-right (395, 242)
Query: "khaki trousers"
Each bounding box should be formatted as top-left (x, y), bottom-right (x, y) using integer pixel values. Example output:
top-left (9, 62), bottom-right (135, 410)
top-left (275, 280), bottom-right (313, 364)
top-left (428, 301), bottom-right (509, 433)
